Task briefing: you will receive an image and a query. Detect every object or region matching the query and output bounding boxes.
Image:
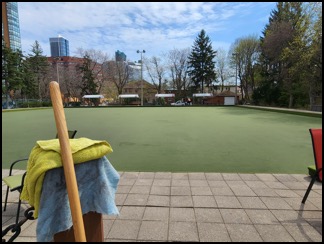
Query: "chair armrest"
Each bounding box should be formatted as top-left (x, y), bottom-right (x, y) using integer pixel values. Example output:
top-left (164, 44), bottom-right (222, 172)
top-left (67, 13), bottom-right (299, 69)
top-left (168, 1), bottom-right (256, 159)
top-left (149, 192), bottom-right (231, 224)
top-left (308, 165), bottom-right (316, 177)
top-left (8, 158), bottom-right (29, 176)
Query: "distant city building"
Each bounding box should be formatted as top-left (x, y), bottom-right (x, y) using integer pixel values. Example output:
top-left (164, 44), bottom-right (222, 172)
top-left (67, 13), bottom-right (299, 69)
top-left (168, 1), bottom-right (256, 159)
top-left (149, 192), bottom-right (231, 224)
top-left (2, 2), bottom-right (22, 51)
top-left (49, 35), bottom-right (69, 57)
top-left (115, 50), bottom-right (126, 62)
top-left (127, 61), bottom-right (141, 80)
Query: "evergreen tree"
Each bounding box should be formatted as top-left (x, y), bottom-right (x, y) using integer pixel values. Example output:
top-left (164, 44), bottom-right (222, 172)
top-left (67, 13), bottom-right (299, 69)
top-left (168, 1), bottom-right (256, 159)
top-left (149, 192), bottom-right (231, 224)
top-left (79, 54), bottom-right (98, 95)
top-left (20, 57), bottom-right (38, 99)
top-left (26, 41), bottom-right (50, 100)
top-left (187, 29), bottom-right (217, 93)
top-left (2, 39), bottom-right (24, 108)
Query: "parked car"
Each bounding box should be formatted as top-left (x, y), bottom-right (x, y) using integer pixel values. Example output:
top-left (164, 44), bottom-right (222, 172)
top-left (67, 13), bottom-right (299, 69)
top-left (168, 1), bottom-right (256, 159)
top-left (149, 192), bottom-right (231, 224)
top-left (171, 100), bottom-right (186, 106)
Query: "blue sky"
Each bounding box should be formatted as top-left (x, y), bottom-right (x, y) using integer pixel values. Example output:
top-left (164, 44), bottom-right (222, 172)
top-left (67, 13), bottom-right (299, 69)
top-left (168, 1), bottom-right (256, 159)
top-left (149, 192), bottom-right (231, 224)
top-left (18, 2), bottom-right (277, 62)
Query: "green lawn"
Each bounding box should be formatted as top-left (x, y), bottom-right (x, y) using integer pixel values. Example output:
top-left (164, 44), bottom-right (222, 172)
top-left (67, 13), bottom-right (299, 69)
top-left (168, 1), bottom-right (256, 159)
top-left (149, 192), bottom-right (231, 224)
top-left (2, 106), bottom-right (322, 174)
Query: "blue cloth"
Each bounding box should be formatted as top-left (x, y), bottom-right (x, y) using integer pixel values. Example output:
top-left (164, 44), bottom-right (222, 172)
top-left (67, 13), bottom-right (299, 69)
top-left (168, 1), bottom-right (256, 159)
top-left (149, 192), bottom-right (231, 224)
top-left (36, 156), bottom-right (120, 242)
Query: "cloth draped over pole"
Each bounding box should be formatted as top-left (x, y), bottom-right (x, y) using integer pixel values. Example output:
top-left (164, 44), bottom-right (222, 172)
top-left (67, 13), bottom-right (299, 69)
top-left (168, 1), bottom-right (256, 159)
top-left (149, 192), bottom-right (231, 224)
top-left (37, 156), bottom-right (119, 242)
top-left (20, 137), bottom-right (114, 218)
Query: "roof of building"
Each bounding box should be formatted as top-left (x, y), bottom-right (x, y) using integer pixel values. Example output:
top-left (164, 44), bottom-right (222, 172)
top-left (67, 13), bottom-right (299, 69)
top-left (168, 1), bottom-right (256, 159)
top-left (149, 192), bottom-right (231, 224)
top-left (193, 93), bottom-right (213, 97)
top-left (118, 94), bottom-right (140, 98)
top-left (155, 94), bottom-right (175, 98)
top-left (82, 95), bottom-right (104, 99)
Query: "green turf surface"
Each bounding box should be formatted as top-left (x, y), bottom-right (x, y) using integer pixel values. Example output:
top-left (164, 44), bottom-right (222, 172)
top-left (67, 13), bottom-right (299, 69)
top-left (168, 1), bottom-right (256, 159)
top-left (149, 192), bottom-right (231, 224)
top-left (2, 106), bottom-right (322, 173)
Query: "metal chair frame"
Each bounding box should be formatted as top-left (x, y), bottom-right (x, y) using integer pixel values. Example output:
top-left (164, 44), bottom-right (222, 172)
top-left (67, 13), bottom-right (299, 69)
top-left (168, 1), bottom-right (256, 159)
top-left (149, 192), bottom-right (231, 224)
top-left (2, 130), bottom-right (78, 224)
top-left (302, 128), bottom-right (322, 204)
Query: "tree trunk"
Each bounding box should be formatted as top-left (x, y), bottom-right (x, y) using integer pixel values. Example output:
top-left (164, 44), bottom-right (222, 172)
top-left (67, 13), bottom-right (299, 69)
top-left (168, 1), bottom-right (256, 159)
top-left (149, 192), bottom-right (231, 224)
top-left (309, 83), bottom-right (314, 109)
top-left (289, 94), bottom-right (293, 108)
top-left (6, 92), bottom-right (10, 109)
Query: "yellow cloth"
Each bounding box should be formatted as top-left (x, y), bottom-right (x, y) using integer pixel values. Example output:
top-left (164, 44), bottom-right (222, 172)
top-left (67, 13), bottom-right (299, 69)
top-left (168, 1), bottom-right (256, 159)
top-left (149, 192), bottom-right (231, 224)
top-left (20, 137), bottom-right (113, 218)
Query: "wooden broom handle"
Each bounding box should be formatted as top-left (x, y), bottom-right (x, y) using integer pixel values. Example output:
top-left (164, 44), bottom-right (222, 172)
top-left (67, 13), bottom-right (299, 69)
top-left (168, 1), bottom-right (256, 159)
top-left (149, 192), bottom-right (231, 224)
top-left (49, 81), bottom-right (86, 242)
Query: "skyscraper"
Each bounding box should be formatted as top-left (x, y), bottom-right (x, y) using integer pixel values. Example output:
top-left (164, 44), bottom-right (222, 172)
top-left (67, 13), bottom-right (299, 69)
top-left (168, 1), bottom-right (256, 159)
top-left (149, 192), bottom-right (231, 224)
top-left (115, 50), bottom-right (126, 62)
top-left (49, 35), bottom-right (69, 57)
top-left (2, 2), bottom-right (22, 51)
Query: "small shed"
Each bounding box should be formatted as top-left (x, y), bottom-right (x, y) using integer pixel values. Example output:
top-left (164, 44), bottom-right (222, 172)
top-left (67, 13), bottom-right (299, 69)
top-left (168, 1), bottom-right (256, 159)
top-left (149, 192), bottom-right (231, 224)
top-left (82, 95), bottom-right (104, 99)
top-left (204, 91), bottom-right (237, 105)
top-left (192, 93), bottom-right (213, 98)
top-left (192, 93), bottom-right (213, 105)
top-left (118, 94), bottom-right (140, 99)
top-left (82, 95), bottom-right (105, 106)
top-left (118, 94), bottom-right (140, 105)
top-left (155, 93), bottom-right (175, 105)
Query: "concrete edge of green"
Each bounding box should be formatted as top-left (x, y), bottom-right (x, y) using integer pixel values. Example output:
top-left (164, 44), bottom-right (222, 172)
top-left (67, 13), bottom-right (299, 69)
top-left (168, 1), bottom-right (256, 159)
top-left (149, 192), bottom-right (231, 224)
top-left (237, 106), bottom-right (322, 118)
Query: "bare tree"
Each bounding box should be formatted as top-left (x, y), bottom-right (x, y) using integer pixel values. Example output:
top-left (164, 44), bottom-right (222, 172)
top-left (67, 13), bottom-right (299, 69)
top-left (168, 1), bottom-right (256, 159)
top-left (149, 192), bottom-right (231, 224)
top-left (215, 48), bottom-right (230, 92)
top-left (166, 48), bottom-right (192, 97)
top-left (47, 60), bottom-right (82, 102)
top-left (104, 60), bottom-right (131, 95)
top-left (62, 64), bottom-right (83, 101)
top-left (144, 56), bottom-right (166, 93)
top-left (39, 69), bottom-right (51, 99)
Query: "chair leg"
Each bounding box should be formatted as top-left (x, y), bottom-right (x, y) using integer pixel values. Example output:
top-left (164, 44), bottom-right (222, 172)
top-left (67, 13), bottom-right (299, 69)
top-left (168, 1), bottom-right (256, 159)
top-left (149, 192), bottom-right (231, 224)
top-left (15, 197), bottom-right (22, 224)
top-left (302, 175), bottom-right (317, 204)
top-left (3, 186), bottom-right (10, 212)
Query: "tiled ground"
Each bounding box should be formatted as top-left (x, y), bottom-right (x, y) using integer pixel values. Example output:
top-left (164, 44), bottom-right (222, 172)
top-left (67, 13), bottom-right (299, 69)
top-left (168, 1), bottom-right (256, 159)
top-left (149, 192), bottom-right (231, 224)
top-left (2, 170), bottom-right (322, 242)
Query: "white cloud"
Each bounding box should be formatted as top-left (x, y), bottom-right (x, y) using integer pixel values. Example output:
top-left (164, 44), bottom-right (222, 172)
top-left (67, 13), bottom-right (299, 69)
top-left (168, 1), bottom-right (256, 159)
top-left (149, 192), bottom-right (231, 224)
top-left (18, 2), bottom-right (276, 61)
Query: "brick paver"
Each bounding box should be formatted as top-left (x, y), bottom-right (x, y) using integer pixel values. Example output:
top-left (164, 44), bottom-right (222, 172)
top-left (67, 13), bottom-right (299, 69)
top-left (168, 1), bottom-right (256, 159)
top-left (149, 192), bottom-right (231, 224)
top-left (2, 170), bottom-right (322, 242)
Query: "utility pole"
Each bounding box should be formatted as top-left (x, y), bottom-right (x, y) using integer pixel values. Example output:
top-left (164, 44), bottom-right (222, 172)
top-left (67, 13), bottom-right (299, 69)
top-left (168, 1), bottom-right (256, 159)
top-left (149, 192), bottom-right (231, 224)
top-left (137, 50), bottom-right (145, 106)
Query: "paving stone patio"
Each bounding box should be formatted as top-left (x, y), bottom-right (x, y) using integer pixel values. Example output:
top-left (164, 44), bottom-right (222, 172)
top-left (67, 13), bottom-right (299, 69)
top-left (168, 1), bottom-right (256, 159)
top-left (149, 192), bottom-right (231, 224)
top-left (2, 170), bottom-right (322, 242)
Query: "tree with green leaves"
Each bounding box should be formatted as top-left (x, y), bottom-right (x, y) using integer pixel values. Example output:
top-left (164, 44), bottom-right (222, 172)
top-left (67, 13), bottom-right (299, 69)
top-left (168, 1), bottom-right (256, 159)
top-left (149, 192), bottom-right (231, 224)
top-left (20, 57), bottom-right (38, 100)
top-left (187, 29), bottom-right (217, 93)
top-left (258, 2), bottom-right (313, 108)
top-left (304, 2), bottom-right (322, 110)
top-left (230, 34), bottom-right (260, 102)
top-left (25, 41), bottom-right (50, 100)
top-left (2, 39), bottom-right (24, 108)
top-left (79, 54), bottom-right (98, 96)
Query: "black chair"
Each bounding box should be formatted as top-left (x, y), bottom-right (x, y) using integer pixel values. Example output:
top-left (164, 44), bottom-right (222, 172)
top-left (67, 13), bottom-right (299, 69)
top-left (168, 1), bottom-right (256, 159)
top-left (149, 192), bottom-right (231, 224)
top-left (56, 130), bottom-right (77, 139)
top-left (2, 159), bottom-right (28, 224)
top-left (2, 130), bottom-right (78, 224)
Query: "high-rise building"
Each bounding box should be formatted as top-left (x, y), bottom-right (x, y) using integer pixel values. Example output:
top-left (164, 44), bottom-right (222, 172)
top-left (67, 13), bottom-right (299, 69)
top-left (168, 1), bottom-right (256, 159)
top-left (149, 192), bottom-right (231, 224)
top-left (49, 35), bottom-right (69, 57)
top-left (127, 61), bottom-right (141, 80)
top-left (2, 2), bottom-right (22, 51)
top-left (115, 50), bottom-right (126, 62)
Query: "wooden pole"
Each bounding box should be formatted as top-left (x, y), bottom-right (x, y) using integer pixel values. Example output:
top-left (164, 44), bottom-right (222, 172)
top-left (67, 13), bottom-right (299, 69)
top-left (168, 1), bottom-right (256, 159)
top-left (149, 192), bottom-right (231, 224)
top-left (49, 81), bottom-right (86, 242)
